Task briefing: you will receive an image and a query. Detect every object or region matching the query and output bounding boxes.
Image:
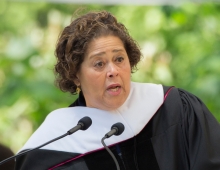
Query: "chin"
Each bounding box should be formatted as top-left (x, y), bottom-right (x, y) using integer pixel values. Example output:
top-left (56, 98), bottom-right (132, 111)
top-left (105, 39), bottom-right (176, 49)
top-left (103, 101), bottom-right (124, 111)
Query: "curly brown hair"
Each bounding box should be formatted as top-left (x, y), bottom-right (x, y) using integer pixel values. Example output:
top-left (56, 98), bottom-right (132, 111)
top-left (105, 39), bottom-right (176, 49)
top-left (54, 10), bottom-right (141, 94)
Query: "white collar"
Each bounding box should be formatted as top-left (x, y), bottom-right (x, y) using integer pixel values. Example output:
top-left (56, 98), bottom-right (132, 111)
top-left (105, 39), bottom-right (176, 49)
top-left (19, 82), bottom-right (164, 154)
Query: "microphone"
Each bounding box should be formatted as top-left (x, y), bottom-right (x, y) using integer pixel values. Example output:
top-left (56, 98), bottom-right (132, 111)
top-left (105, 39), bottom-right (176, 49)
top-left (67, 116), bottom-right (92, 134)
top-left (101, 122), bottom-right (125, 170)
top-left (105, 122), bottom-right (125, 138)
top-left (0, 116), bottom-right (92, 166)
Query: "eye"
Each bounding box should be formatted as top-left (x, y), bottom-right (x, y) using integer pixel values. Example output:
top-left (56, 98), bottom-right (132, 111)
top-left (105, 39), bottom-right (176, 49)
top-left (116, 57), bottom-right (124, 63)
top-left (94, 61), bottom-right (105, 68)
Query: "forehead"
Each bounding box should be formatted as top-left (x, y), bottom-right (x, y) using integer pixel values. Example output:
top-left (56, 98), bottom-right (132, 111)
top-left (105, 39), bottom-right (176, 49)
top-left (85, 35), bottom-right (125, 56)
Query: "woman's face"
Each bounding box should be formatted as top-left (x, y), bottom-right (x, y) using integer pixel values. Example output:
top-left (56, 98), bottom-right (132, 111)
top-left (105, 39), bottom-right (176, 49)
top-left (75, 35), bottom-right (131, 110)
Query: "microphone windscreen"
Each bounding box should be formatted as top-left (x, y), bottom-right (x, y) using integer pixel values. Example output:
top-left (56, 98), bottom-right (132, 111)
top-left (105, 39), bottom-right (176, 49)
top-left (111, 122), bottom-right (125, 136)
top-left (78, 116), bottom-right (92, 130)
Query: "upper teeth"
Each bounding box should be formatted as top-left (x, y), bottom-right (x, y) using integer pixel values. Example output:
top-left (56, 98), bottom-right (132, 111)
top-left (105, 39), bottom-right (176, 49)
top-left (110, 87), bottom-right (119, 91)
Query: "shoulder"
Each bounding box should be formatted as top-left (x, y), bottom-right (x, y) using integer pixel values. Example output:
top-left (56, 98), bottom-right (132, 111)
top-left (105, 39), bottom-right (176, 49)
top-left (160, 86), bottom-right (218, 127)
top-left (162, 85), bottom-right (200, 103)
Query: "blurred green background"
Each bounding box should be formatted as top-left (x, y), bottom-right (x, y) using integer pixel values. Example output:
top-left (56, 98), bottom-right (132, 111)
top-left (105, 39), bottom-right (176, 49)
top-left (0, 1), bottom-right (220, 153)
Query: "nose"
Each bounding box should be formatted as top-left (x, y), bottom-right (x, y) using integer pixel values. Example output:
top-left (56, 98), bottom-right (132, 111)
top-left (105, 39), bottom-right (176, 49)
top-left (107, 63), bottom-right (119, 78)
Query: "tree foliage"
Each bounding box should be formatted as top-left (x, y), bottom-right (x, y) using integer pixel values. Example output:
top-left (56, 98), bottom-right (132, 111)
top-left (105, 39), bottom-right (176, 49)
top-left (0, 2), bottom-right (219, 152)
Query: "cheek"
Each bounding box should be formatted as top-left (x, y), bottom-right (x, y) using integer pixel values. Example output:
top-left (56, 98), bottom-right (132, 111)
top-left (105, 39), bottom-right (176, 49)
top-left (124, 69), bottom-right (131, 84)
top-left (123, 64), bottom-right (131, 77)
top-left (87, 70), bottom-right (105, 82)
top-left (81, 70), bottom-right (105, 88)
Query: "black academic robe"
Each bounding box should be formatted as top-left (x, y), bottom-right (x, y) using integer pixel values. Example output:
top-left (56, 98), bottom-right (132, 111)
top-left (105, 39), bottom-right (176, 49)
top-left (14, 83), bottom-right (220, 170)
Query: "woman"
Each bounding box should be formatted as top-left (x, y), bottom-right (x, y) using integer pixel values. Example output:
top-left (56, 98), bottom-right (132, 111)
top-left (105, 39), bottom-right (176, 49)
top-left (15, 11), bottom-right (220, 170)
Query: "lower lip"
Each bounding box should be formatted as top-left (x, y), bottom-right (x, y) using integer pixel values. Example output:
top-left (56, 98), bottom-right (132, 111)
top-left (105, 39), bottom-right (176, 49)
top-left (107, 87), bottom-right (122, 96)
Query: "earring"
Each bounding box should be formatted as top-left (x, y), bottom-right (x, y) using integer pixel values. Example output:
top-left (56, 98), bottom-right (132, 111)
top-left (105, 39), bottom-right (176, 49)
top-left (76, 86), bottom-right (81, 94)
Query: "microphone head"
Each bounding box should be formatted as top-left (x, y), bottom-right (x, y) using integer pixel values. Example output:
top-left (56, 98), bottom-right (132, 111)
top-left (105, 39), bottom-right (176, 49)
top-left (78, 116), bottom-right (92, 130)
top-left (111, 122), bottom-right (125, 136)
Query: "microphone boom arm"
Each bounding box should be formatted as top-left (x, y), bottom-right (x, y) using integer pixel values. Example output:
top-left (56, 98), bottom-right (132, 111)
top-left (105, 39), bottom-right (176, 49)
top-left (0, 116), bottom-right (92, 166)
top-left (101, 136), bottom-right (120, 170)
top-left (0, 133), bottom-right (68, 166)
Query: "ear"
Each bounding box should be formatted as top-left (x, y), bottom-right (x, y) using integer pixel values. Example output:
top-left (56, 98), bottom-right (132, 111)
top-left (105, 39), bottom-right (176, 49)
top-left (74, 79), bottom-right (80, 86)
top-left (73, 74), bottom-right (80, 86)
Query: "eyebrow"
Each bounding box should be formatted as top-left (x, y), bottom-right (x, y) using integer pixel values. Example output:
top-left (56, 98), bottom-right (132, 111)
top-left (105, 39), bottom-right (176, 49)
top-left (89, 49), bottom-right (125, 59)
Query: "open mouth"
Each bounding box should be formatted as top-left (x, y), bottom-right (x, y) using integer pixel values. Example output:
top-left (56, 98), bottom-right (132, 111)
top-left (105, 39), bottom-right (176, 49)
top-left (109, 86), bottom-right (120, 92)
top-left (107, 85), bottom-right (121, 92)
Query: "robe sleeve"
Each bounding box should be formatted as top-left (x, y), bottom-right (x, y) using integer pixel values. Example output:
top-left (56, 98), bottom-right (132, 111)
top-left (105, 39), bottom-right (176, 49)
top-left (179, 89), bottom-right (220, 170)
